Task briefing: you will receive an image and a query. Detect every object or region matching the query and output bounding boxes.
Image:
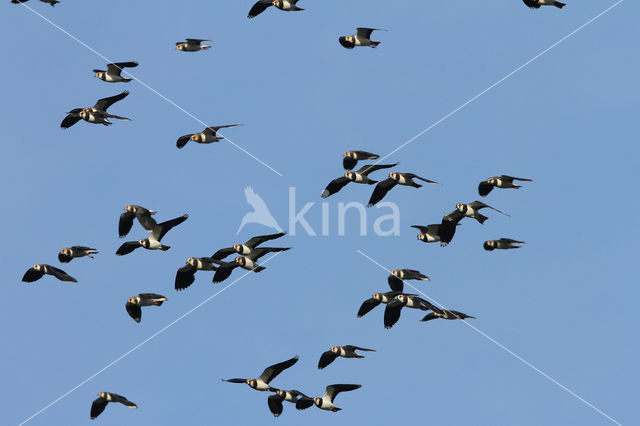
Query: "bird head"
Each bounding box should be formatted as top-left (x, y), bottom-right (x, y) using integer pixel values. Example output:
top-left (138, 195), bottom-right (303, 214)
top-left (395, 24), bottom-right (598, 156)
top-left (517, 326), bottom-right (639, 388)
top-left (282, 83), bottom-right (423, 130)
top-left (487, 177), bottom-right (497, 185)
top-left (313, 397), bottom-right (322, 407)
top-left (330, 346), bottom-right (340, 354)
top-left (483, 241), bottom-right (496, 251)
top-left (187, 257), bottom-right (196, 266)
top-left (391, 269), bottom-right (400, 276)
top-left (344, 171), bottom-right (356, 181)
top-left (34, 264), bottom-right (43, 270)
top-left (139, 239), bottom-right (150, 248)
top-left (233, 243), bottom-right (242, 252)
top-left (247, 379), bottom-right (256, 388)
top-left (417, 233), bottom-right (426, 241)
top-left (235, 256), bottom-right (246, 266)
top-left (456, 203), bottom-right (465, 212)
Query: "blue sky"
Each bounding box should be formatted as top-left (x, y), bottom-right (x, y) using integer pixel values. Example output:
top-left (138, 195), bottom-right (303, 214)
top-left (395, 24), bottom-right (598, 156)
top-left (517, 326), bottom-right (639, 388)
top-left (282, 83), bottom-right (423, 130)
top-left (1, 0), bottom-right (638, 425)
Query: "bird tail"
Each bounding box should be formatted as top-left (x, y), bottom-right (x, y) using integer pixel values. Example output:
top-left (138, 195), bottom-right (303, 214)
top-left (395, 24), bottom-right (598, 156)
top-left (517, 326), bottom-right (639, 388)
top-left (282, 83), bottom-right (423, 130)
top-left (161, 245), bottom-right (171, 251)
top-left (371, 41), bottom-right (380, 47)
top-left (554, 1), bottom-right (566, 8)
top-left (476, 214), bottom-right (488, 224)
top-left (153, 300), bottom-right (165, 306)
top-left (253, 266), bottom-right (266, 272)
top-left (122, 78), bottom-right (133, 82)
top-left (354, 354), bottom-right (365, 359)
top-left (409, 182), bottom-right (422, 188)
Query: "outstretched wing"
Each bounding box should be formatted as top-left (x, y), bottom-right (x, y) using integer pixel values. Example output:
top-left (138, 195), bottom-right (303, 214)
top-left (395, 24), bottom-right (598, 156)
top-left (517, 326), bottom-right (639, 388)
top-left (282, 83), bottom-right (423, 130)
top-left (468, 201), bottom-right (510, 216)
top-left (212, 262), bottom-right (239, 283)
top-left (152, 214), bottom-right (188, 241)
top-left (119, 211), bottom-right (135, 238)
top-left (94, 90), bottom-right (129, 111)
top-left (478, 181), bottom-right (494, 197)
top-left (387, 274), bottom-right (403, 292)
top-left (343, 345), bottom-right (375, 352)
top-left (318, 351), bottom-right (339, 369)
top-left (384, 300), bottom-right (404, 329)
top-left (325, 384), bottom-right (362, 403)
top-left (322, 176), bottom-right (350, 199)
top-left (357, 298), bottom-right (380, 317)
top-left (356, 28), bottom-right (376, 38)
top-left (60, 113), bottom-right (82, 129)
top-left (259, 356), bottom-right (299, 384)
top-left (211, 247), bottom-right (236, 260)
top-left (357, 162), bottom-right (398, 176)
top-left (295, 397), bottom-right (314, 410)
top-left (267, 393), bottom-right (285, 417)
top-left (116, 241), bottom-right (142, 256)
top-left (90, 397), bottom-right (108, 419)
top-left (22, 267), bottom-right (44, 283)
top-left (126, 302), bottom-right (142, 323)
top-left (248, 0), bottom-right (273, 18)
top-left (368, 178), bottom-right (397, 207)
top-left (47, 265), bottom-right (77, 282)
top-left (500, 175), bottom-right (533, 182)
top-left (176, 134), bottom-right (194, 149)
top-left (244, 232), bottom-right (286, 249)
top-left (175, 264), bottom-right (197, 291)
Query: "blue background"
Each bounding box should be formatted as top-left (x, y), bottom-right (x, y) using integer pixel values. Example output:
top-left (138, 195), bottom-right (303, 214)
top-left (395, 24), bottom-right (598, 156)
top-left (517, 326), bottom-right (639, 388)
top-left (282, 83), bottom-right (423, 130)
top-left (1, 0), bottom-right (637, 425)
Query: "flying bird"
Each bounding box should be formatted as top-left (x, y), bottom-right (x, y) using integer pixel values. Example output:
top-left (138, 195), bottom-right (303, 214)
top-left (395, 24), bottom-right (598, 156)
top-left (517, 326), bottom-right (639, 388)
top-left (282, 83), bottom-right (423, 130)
top-left (248, 0), bottom-right (304, 19)
top-left (235, 247), bottom-right (290, 271)
top-left (357, 291), bottom-right (400, 318)
top-left (222, 355), bottom-right (299, 391)
top-left (90, 392), bottom-right (137, 419)
top-left (175, 257), bottom-right (218, 291)
top-left (384, 294), bottom-right (442, 329)
top-left (212, 232), bottom-right (287, 260)
top-left (368, 172), bottom-right (439, 206)
top-left (523, 0), bottom-right (565, 8)
top-left (268, 390), bottom-right (308, 417)
top-left (12, 0), bottom-right (59, 6)
top-left (478, 175), bottom-right (532, 197)
top-left (343, 150), bottom-right (379, 170)
top-left (119, 205), bottom-right (157, 238)
top-left (387, 269), bottom-right (430, 292)
top-left (483, 238), bottom-right (525, 251)
top-left (22, 264), bottom-right (77, 283)
top-left (125, 293), bottom-right (167, 323)
top-left (339, 28), bottom-right (385, 49)
top-left (58, 246), bottom-right (98, 263)
top-left (296, 384), bottom-right (361, 412)
top-left (116, 214), bottom-right (189, 256)
top-left (60, 91), bottom-right (130, 129)
top-left (175, 39), bottom-right (211, 51)
top-left (321, 163), bottom-right (398, 199)
top-left (456, 201), bottom-right (509, 224)
top-left (412, 209), bottom-right (465, 247)
top-left (422, 309), bottom-right (475, 322)
top-left (236, 187), bottom-right (284, 234)
top-left (93, 61), bottom-right (138, 83)
top-left (176, 124), bottom-right (241, 149)
top-left (318, 345), bottom-right (376, 369)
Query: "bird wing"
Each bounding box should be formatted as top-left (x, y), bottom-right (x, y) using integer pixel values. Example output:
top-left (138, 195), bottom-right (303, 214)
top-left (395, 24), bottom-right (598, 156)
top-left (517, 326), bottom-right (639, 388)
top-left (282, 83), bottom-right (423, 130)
top-left (295, 397), bottom-right (314, 410)
top-left (118, 211), bottom-right (135, 238)
top-left (387, 274), bottom-right (404, 292)
top-left (357, 298), bottom-right (381, 317)
top-left (325, 384), bottom-right (361, 403)
top-left (176, 134), bottom-right (194, 149)
top-left (152, 214), bottom-right (188, 241)
top-left (90, 397), bottom-right (108, 419)
top-left (139, 293), bottom-right (166, 300)
top-left (499, 238), bottom-right (525, 244)
top-left (259, 356), bottom-right (299, 384)
top-left (442, 209), bottom-right (465, 224)
top-left (135, 209), bottom-right (157, 231)
top-left (478, 181), bottom-right (494, 197)
top-left (93, 90), bottom-right (129, 111)
top-left (211, 247), bottom-right (236, 260)
top-left (60, 113), bottom-right (82, 129)
top-left (344, 345), bottom-right (375, 352)
top-left (468, 201), bottom-right (510, 216)
top-left (317, 351), bottom-right (339, 370)
top-left (321, 176), bottom-right (350, 198)
top-left (205, 124), bottom-right (241, 136)
top-left (343, 156), bottom-right (358, 169)
top-left (107, 62), bottom-right (138, 76)
top-left (248, 0), bottom-right (273, 18)
top-left (411, 224), bottom-right (436, 234)
top-left (244, 232), bottom-right (287, 249)
top-left (110, 393), bottom-right (137, 407)
top-left (47, 265), bottom-right (78, 282)
top-left (421, 312), bottom-right (438, 322)
top-left (58, 252), bottom-right (72, 263)
top-left (212, 262), bottom-right (240, 283)
top-left (367, 178), bottom-right (398, 206)
top-left (356, 28), bottom-right (376, 38)
top-left (71, 246), bottom-right (95, 251)
top-left (246, 246), bottom-right (290, 260)
top-left (185, 38), bottom-right (210, 44)
top-left (126, 302), bottom-right (142, 323)
top-left (384, 300), bottom-right (404, 329)
top-left (175, 264), bottom-right (197, 291)
top-left (22, 267), bottom-right (44, 283)
top-left (116, 241), bottom-right (142, 256)
top-left (501, 175), bottom-right (532, 182)
top-left (357, 162), bottom-right (398, 176)
top-left (407, 174), bottom-right (439, 184)
top-left (267, 393), bottom-right (285, 417)
top-left (403, 269), bottom-right (430, 281)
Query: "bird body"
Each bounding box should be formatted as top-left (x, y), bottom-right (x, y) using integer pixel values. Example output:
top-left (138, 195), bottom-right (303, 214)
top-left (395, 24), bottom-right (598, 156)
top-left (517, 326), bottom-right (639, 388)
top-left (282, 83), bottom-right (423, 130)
top-left (484, 238), bottom-right (525, 251)
top-left (93, 61), bottom-right (138, 83)
top-left (22, 264), bottom-right (77, 283)
top-left (126, 293), bottom-right (167, 323)
top-left (268, 390), bottom-right (307, 417)
top-left (456, 201), bottom-right (509, 224)
top-left (296, 384), bottom-right (361, 412)
top-left (176, 39), bottom-right (211, 51)
top-left (422, 309), bottom-right (475, 322)
top-left (478, 175), bottom-right (532, 197)
top-left (61, 91), bottom-right (130, 129)
top-left (343, 150), bottom-right (379, 170)
top-left (523, 0), bottom-right (565, 8)
top-left (58, 246), bottom-right (98, 263)
top-left (223, 356), bottom-right (299, 392)
top-left (318, 345), bottom-right (375, 369)
top-left (248, 0), bottom-right (304, 18)
top-left (339, 28), bottom-right (384, 49)
top-left (116, 214), bottom-right (188, 256)
top-left (90, 392), bottom-right (137, 419)
top-left (388, 269), bottom-right (430, 292)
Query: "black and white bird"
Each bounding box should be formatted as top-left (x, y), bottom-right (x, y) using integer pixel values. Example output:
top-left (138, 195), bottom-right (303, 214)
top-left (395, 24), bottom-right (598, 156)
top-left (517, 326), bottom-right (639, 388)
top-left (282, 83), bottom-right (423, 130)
top-left (267, 390), bottom-right (308, 417)
top-left (296, 384), bottom-right (361, 412)
top-left (456, 201), bottom-right (509, 224)
top-left (222, 355), bottom-right (299, 392)
top-left (93, 61), bottom-right (138, 83)
top-left (318, 345), bottom-right (376, 369)
top-left (322, 163), bottom-right (398, 199)
top-left (339, 28), bottom-right (385, 49)
top-left (175, 38), bottom-right (211, 51)
top-left (343, 150), bottom-right (379, 170)
top-left (212, 232), bottom-right (287, 260)
top-left (387, 269), bottom-right (430, 292)
top-left (60, 91), bottom-right (130, 129)
top-left (523, 0), bottom-right (566, 9)
top-left (483, 238), bottom-right (525, 251)
top-left (119, 205), bottom-right (157, 238)
top-left (116, 214), bottom-right (188, 256)
top-left (176, 124), bottom-right (241, 149)
top-left (90, 392), bottom-right (137, 419)
top-left (248, 0), bottom-right (304, 18)
top-left (478, 175), bottom-right (533, 197)
top-left (58, 246), bottom-right (98, 263)
top-left (125, 293), bottom-right (167, 323)
top-left (412, 210), bottom-right (465, 247)
top-left (22, 264), bottom-right (77, 283)
top-left (421, 309), bottom-right (475, 322)
top-left (384, 294), bottom-right (441, 329)
top-left (235, 247), bottom-right (290, 270)
top-left (12, 0), bottom-right (59, 6)
top-left (368, 172), bottom-right (439, 206)
top-left (175, 257), bottom-right (218, 291)
top-left (357, 291), bottom-right (400, 318)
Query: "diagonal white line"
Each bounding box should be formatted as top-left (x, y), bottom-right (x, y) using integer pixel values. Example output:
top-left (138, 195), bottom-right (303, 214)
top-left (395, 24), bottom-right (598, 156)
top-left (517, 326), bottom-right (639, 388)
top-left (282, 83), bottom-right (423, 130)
top-left (374, 0), bottom-right (624, 165)
top-left (356, 249), bottom-right (623, 426)
top-left (16, 253), bottom-right (283, 426)
top-left (16, 2), bottom-right (284, 177)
